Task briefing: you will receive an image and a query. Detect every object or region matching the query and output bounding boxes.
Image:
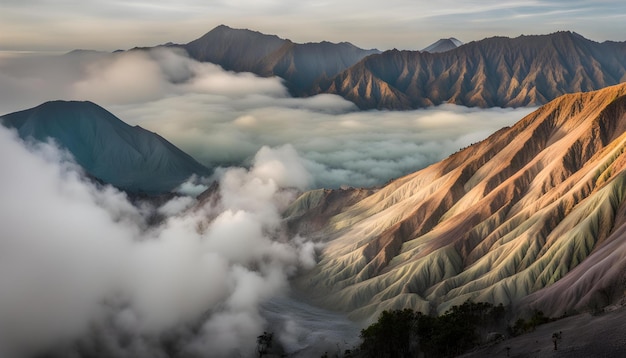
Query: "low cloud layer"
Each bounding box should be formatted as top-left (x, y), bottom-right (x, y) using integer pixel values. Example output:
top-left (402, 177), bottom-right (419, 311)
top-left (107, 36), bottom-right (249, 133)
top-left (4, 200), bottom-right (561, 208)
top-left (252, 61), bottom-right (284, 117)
top-left (0, 48), bottom-right (533, 189)
top-left (0, 37), bottom-right (537, 358)
top-left (0, 126), bottom-right (332, 357)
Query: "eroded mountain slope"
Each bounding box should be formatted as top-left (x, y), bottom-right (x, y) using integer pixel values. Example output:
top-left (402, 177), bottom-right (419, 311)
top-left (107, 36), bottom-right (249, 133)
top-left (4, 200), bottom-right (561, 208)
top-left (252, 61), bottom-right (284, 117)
top-left (290, 83), bottom-right (626, 319)
top-left (316, 32), bottom-right (626, 109)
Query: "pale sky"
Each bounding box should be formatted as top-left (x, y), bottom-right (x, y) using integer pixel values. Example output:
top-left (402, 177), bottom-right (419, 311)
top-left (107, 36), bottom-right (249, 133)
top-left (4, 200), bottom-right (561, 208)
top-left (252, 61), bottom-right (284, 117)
top-left (1, 0), bottom-right (625, 52)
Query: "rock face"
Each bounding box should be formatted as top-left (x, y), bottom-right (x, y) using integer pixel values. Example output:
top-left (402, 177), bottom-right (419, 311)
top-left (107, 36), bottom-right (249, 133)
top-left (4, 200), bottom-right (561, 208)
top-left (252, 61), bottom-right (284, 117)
top-left (288, 83), bottom-right (626, 320)
top-left (1, 101), bottom-right (211, 193)
top-left (183, 25), bottom-right (379, 95)
top-left (316, 32), bottom-right (626, 109)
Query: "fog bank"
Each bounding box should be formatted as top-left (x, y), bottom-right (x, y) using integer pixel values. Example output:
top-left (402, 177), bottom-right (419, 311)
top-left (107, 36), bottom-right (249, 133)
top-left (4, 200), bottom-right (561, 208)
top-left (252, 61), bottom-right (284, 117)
top-left (0, 48), bottom-right (534, 188)
top-left (0, 126), bottom-right (330, 357)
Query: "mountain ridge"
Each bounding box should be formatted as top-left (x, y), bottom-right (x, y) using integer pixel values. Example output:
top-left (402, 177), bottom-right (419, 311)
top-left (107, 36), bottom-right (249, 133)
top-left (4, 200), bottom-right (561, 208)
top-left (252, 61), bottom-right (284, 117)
top-left (1, 100), bottom-right (211, 193)
top-left (314, 31), bottom-right (626, 109)
top-left (182, 25), bottom-right (380, 95)
top-left (289, 83), bottom-right (626, 320)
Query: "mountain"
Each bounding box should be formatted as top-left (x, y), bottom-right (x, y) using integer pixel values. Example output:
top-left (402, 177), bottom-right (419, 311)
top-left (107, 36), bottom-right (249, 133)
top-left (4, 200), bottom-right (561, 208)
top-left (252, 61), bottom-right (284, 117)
top-left (255, 40), bottom-right (380, 94)
top-left (315, 31), bottom-right (626, 109)
top-left (184, 25), bottom-right (287, 73)
top-left (1, 101), bottom-right (211, 193)
top-left (421, 38), bottom-right (463, 53)
top-left (182, 25), bottom-right (379, 95)
top-left (288, 83), bottom-right (626, 320)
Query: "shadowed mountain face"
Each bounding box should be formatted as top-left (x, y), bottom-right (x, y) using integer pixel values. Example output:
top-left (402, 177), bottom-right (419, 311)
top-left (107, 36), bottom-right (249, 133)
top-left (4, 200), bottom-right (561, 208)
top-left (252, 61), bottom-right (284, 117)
top-left (184, 25), bottom-right (286, 73)
top-left (183, 25), bottom-right (379, 95)
top-left (287, 83), bottom-right (626, 320)
top-left (421, 38), bottom-right (463, 53)
top-left (1, 101), bottom-right (211, 193)
top-left (316, 31), bottom-right (626, 110)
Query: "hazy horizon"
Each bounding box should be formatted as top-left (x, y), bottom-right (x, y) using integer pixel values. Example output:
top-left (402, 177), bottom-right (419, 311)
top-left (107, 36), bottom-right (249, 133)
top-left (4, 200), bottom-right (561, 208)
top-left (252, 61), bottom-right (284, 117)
top-left (1, 1), bottom-right (625, 52)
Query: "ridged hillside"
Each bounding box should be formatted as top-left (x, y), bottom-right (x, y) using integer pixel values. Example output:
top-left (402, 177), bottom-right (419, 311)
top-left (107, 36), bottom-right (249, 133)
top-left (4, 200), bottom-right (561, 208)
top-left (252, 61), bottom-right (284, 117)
top-left (316, 32), bottom-right (626, 109)
top-left (1, 101), bottom-right (211, 193)
top-left (289, 83), bottom-right (626, 320)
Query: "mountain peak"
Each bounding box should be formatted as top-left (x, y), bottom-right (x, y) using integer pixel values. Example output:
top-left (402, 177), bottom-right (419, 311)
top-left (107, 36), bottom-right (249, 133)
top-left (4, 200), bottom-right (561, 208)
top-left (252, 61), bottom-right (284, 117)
top-left (422, 38), bottom-right (463, 53)
top-left (184, 26), bottom-right (379, 95)
top-left (318, 31), bottom-right (626, 109)
top-left (201, 24), bottom-right (284, 41)
top-left (1, 101), bottom-right (210, 193)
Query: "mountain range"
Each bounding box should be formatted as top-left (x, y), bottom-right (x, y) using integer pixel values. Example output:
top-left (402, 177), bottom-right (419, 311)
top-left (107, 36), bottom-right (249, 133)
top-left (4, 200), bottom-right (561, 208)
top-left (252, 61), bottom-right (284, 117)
top-left (315, 31), bottom-right (626, 109)
top-left (1, 101), bottom-right (210, 193)
top-left (183, 25), bottom-right (380, 95)
top-left (176, 27), bottom-right (626, 111)
top-left (287, 83), bottom-right (626, 320)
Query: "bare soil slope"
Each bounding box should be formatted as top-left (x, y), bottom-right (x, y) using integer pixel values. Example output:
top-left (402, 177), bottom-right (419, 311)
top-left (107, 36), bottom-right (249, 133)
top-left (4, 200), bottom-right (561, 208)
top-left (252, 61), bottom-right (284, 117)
top-left (290, 83), bottom-right (626, 320)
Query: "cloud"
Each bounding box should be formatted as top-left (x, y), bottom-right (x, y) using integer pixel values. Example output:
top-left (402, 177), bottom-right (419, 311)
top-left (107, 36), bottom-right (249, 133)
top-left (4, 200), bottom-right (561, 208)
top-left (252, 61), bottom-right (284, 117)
top-left (111, 90), bottom-right (531, 188)
top-left (0, 30), bottom-right (538, 358)
top-left (71, 50), bottom-right (168, 104)
top-left (0, 125), bottom-right (334, 357)
top-left (0, 48), bottom-right (533, 189)
top-left (174, 174), bottom-right (211, 197)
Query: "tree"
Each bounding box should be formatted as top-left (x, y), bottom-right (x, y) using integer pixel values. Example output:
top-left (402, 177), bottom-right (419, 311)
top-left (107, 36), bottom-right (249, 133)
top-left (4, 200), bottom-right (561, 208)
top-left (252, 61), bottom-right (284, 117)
top-left (360, 309), bottom-right (421, 358)
top-left (359, 301), bottom-right (510, 357)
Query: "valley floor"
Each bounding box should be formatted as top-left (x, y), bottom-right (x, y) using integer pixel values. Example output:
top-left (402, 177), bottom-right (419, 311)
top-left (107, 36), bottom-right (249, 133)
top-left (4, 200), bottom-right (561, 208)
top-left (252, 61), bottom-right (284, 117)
top-left (461, 304), bottom-right (626, 358)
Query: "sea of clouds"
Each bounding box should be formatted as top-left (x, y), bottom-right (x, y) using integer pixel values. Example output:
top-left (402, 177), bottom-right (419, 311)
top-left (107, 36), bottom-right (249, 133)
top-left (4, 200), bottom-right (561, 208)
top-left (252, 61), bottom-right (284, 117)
top-left (0, 124), bottom-right (356, 357)
top-left (0, 48), bottom-right (533, 188)
top-left (0, 47), bottom-right (535, 357)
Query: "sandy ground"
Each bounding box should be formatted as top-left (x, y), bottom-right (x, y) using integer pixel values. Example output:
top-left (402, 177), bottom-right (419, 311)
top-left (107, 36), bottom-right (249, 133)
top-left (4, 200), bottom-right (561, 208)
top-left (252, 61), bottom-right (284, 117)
top-left (461, 305), bottom-right (626, 358)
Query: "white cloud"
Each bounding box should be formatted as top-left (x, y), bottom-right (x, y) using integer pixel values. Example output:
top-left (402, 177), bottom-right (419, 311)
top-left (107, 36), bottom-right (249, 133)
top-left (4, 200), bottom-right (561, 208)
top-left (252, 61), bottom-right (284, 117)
top-left (0, 48), bottom-right (533, 189)
top-left (0, 30), bottom-right (540, 358)
top-left (0, 125), bottom-right (326, 357)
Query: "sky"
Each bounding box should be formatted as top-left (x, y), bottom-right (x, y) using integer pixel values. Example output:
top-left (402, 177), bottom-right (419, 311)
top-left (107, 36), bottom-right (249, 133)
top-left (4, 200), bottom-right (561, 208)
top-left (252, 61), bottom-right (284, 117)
top-left (1, 0), bottom-right (625, 51)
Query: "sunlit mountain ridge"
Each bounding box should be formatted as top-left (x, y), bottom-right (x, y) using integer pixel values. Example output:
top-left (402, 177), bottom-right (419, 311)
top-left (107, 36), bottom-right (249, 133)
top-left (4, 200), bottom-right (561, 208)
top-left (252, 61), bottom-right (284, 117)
top-left (288, 83), bottom-right (626, 320)
top-left (316, 31), bottom-right (626, 109)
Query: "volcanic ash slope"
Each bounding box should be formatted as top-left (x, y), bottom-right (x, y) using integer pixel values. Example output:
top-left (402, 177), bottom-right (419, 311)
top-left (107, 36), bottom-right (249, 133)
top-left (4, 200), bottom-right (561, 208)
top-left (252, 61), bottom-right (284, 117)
top-left (289, 83), bottom-right (626, 320)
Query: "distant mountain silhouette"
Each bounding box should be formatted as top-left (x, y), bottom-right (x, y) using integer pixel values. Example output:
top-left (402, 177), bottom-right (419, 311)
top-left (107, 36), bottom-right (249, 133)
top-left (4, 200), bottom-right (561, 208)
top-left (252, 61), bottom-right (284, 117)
top-left (288, 83), bottom-right (626, 320)
top-left (421, 38), bottom-right (463, 53)
top-left (182, 25), bottom-right (379, 95)
top-left (185, 25), bottom-right (286, 73)
top-left (1, 101), bottom-right (210, 194)
top-left (316, 31), bottom-right (626, 109)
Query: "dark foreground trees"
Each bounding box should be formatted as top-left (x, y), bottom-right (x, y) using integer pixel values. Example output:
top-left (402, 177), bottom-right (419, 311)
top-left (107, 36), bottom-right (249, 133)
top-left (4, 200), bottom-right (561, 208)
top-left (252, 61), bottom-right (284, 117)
top-left (359, 301), bottom-right (508, 358)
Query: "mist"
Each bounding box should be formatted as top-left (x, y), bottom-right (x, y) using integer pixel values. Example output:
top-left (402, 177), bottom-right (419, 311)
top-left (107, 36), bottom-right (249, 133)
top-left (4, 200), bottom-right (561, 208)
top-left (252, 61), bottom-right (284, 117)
top-left (0, 125), bottom-right (353, 357)
top-left (0, 48), bottom-right (534, 189)
top-left (0, 47), bottom-right (536, 356)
